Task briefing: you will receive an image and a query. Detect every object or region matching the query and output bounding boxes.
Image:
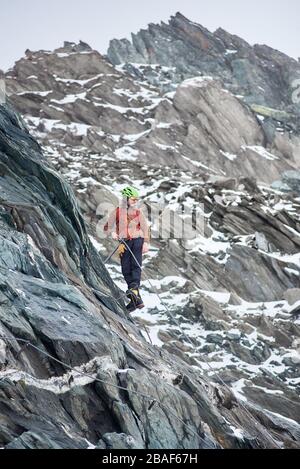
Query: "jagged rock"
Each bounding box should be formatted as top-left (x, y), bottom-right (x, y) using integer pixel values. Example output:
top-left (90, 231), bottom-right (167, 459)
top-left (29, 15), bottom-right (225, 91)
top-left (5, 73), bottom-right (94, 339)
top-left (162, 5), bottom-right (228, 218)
top-left (282, 171), bottom-right (300, 193)
top-left (272, 170), bottom-right (300, 194)
top-left (5, 428), bottom-right (86, 449)
top-left (212, 177), bottom-right (237, 191)
top-left (185, 295), bottom-right (228, 330)
top-left (254, 232), bottom-right (270, 252)
top-left (226, 330), bottom-right (241, 341)
top-left (1, 15), bottom-right (300, 450)
top-left (282, 354), bottom-right (300, 366)
top-left (283, 289), bottom-right (300, 306)
top-left (206, 334), bottom-right (224, 345)
top-left (98, 432), bottom-right (142, 449)
top-left (108, 12), bottom-right (300, 116)
top-left (225, 244), bottom-right (296, 301)
top-left (3, 102), bottom-right (295, 449)
top-left (61, 40), bottom-right (92, 53)
top-left (5, 37), bottom-right (300, 185)
top-left (288, 302), bottom-right (300, 318)
top-left (243, 386), bottom-right (300, 424)
top-left (271, 180), bottom-right (294, 192)
top-left (250, 105), bottom-right (292, 122)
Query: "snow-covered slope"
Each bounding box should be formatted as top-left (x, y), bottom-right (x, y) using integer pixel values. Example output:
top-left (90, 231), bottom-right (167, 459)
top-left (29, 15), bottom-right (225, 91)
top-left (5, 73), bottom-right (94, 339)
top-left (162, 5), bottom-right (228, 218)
top-left (2, 18), bottom-right (300, 447)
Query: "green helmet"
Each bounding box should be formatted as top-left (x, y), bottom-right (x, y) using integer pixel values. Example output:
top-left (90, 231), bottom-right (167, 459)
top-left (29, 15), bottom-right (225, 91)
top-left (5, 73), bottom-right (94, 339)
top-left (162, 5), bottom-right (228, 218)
top-left (121, 186), bottom-right (139, 198)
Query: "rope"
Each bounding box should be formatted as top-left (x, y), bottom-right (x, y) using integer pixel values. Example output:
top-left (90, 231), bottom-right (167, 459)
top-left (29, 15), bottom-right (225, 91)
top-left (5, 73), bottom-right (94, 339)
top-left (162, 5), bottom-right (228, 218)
top-left (103, 240), bottom-right (122, 263)
top-left (0, 334), bottom-right (207, 447)
top-left (120, 238), bottom-right (282, 449)
top-left (0, 250), bottom-right (280, 447)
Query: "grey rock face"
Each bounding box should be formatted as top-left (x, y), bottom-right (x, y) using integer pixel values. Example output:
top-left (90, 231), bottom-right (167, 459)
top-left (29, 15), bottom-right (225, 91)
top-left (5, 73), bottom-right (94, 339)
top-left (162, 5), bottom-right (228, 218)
top-left (254, 232), bottom-right (270, 252)
top-left (272, 170), bottom-right (300, 195)
top-left (108, 12), bottom-right (300, 114)
top-left (282, 171), bottom-right (300, 193)
top-left (2, 103), bottom-right (294, 449)
top-left (1, 17), bottom-right (300, 449)
top-left (283, 289), bottom-right (300, 306)
top-left (5, 40), bottom-right (300, 186)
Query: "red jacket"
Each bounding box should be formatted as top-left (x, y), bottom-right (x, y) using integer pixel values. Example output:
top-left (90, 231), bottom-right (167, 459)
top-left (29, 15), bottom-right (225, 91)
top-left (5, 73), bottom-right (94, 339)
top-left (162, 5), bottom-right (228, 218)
top-left (104, 207), bottom-right (150, 242)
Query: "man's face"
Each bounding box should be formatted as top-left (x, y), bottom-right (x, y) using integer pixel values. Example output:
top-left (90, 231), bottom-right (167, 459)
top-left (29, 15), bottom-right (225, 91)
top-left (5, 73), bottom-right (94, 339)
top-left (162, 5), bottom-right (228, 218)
top-left (128, 197), bottom-right (138, 206)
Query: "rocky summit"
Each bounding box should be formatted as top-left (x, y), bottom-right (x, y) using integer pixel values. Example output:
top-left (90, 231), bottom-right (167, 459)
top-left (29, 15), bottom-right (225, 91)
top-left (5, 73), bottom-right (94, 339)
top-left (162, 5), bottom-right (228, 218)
top-left (108, 12), bottom-right (300, 113)
top-left (1, 13), bottom-right (300, 449)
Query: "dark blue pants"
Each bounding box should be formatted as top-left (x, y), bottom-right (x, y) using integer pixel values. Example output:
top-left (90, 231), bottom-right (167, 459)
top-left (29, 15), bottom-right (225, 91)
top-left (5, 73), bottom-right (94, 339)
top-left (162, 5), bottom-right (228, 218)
top-left (121, 237), bottom-right (144, 289)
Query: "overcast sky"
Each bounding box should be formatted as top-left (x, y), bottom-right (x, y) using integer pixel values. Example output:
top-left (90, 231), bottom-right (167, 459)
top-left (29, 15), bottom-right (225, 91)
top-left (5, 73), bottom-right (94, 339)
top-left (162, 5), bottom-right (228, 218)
top-left (1, 0), bottom-right (299, 71)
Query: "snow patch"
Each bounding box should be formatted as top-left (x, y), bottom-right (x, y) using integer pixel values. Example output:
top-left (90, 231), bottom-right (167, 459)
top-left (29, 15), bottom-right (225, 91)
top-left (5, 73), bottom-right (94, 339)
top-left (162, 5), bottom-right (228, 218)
top-left (181, 76), bottom-right (214, 89)
top-left (114, 146), bottom-right (139, 161)
top-left (242, 145), bottom-right (279, 161)
top-left (220, 150), bottom-right (237, 161)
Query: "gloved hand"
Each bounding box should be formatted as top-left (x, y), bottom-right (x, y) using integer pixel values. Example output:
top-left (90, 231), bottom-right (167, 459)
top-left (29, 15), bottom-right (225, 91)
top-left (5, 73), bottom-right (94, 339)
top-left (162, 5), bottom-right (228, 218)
top-left (117, 244), bottom-right (126, 256)
top-left (142, 242), bottom-right (149, 254)
top-left (112, 232), bottom-right (119, 240)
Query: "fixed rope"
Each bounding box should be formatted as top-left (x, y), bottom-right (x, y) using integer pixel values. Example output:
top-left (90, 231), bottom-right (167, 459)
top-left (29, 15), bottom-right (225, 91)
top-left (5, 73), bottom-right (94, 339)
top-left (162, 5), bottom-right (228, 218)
top-left (0, 334), bottom-right (208, 447)
top-left (118, 238), bottom-right (282, 449)
top-left (0, 251), bottom-right (281, 447)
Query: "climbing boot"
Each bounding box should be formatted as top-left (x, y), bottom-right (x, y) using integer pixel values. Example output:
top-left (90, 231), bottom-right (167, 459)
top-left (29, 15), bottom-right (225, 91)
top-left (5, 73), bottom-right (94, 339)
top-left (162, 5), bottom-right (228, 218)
top-left (127, 288), bottom-right (144, 309)
top-left (126, 299), bottom-right (137, 313)
top-left (135, 289), bottom-right (144, 309)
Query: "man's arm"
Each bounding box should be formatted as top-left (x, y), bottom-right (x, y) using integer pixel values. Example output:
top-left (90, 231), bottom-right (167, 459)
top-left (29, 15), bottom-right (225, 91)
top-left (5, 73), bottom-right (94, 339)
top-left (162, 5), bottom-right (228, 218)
top-left (103, 208), bottom-right (117, 235)
top-left (139, 210), bottom-right (150, 243)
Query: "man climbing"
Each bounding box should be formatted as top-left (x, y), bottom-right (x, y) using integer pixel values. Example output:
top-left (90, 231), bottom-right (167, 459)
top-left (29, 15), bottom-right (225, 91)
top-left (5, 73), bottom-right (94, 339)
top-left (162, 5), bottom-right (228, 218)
top-left (104, 186), bottom-right (150, 312)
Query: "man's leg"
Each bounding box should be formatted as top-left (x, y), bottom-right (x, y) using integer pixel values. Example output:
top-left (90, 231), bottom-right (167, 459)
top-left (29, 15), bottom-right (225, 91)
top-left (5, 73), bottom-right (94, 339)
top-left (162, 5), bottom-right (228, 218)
top-left (121, 240), bottom-right (138, 312)
top-left (124, 238), bottom-right (145, 310)
top-left (130, 237), bottom-right (144, 288)
top-left (120, 243), bottom-right (133, 289)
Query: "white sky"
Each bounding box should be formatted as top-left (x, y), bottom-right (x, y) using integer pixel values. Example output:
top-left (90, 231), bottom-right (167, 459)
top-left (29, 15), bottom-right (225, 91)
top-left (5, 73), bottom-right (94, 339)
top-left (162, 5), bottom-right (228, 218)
top-left (1, 0), bottom-right (299, 71)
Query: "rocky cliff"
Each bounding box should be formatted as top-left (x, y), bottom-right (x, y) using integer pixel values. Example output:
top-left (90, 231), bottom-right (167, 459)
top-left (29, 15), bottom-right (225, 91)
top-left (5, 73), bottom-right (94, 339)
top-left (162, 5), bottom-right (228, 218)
top-left (1, 13), bottom-right (300, 449)
top-left (2, 102), bottom-right (299, 449)
top-left (108, 12), bottom-right (300, 115)
top-left (5, 35), bottom-right (300, 187)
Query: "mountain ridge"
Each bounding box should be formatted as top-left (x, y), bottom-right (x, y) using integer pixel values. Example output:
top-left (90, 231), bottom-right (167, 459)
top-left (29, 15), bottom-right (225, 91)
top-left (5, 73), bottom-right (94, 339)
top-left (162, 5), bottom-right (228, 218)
top-left (107, 11), bottom-right (300, 116)
top-left (2, 101), bottom-right (297, 448)
top-left (0, 12), bottom-right (300, 448)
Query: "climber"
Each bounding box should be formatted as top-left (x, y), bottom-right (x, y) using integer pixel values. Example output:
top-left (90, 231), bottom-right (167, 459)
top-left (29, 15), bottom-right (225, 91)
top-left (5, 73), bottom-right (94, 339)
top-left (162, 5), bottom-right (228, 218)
top-left (104, 186), bottom-right (150, 312)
